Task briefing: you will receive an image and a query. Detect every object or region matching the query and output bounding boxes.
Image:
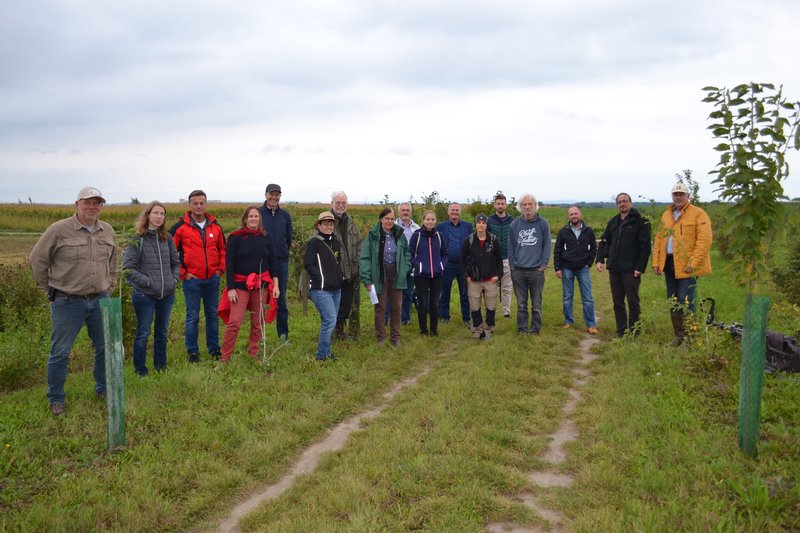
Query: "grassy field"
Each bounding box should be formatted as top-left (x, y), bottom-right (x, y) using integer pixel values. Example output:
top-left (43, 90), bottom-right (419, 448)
top-left (0, 202), bottom-right (798, 531)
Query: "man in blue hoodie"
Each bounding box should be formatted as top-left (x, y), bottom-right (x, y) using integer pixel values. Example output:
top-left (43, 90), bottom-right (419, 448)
top-left (508, 193), bottom-right (552, 335)
top-left (436, 202), bottom-right (473, 326)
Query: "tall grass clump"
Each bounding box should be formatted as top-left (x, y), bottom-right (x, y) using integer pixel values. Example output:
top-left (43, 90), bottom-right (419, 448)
top-left (0, 265), bottom-right (49, 390)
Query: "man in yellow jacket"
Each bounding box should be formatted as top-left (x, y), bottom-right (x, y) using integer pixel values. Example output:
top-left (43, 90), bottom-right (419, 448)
top-left (652, 182), bottom-right (712, 346)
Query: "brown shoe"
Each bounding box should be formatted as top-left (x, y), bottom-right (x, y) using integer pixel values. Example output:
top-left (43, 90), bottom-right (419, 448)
top-left (587, 327), bottom-right (598, 334)
top-left (50, 402), bottom-right (65, 416)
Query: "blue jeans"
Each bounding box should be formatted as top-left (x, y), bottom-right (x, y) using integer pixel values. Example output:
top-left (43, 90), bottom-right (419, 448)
top-left (511, 268), bottom-right (545, 333)
top-left (439, 265), bottom-right (469, 322)
top-left (665, 256), bottom-right (697, 311)
top-left (132, 290), bottom-right (175, 375)
top-left (385, 271), bottom-right (414, 324)
top-left (275, 260), bottom-right (289, 338)
top-left (47, 292), bottom-right (109, 403)
top-left (182, 276), bottom-right (221, 354)
top-left (561, 266), bottom-right (596, 327)
top-left (310, 289), bottom-right (341, 359)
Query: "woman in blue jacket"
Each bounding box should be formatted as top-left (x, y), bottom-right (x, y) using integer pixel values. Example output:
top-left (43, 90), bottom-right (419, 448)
top-left (408, 210), bottom-right (448, 336)
top-left (123, 201), bottom-right (180, 376)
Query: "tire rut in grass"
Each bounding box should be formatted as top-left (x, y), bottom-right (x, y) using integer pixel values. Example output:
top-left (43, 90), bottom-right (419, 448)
top-left (487, 336), bottom-right (599, 533)
top-left (215, 355), bottom-right (453, 533)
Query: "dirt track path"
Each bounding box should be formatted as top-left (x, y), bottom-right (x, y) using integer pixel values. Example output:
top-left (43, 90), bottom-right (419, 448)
top-left (216, 335), bottom-right (598, 532)
top-left (216, 366), bottom-right (433, 532)
top-left (486, 336), bottom-right (599, 533)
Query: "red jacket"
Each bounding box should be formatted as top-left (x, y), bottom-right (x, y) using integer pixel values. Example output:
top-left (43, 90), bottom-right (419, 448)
top-left (169, 212), bottom-right (226, 280)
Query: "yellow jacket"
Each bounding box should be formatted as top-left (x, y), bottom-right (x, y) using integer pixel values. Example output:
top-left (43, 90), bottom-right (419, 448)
top-left (652, 203), bottom-right (712, 279)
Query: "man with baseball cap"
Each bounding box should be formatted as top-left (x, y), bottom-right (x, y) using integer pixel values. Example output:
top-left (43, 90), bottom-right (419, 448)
top-left (29, 186), bottom-right (117, 416)
top-left (652, 182), bottom-right (713, 346)
top-left (259, 183), bottom-right (293, 342)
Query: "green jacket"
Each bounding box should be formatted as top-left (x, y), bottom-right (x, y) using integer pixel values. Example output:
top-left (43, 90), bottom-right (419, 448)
top-left (359, 222), bottom-right (411, 293)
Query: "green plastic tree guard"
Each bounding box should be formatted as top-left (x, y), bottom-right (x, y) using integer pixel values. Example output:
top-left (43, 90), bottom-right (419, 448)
top-left (737, 295), bottom-right (770, 458)
top-left (101, 297), bottom-right (126, 451)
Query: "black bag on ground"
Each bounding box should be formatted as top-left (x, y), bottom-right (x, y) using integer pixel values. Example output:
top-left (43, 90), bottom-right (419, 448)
top-left (764, 331), bottom-right (800, 373)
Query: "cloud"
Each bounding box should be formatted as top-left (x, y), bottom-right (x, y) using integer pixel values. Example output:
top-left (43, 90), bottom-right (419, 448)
top-left (1, 0), bottom-right (799, 203)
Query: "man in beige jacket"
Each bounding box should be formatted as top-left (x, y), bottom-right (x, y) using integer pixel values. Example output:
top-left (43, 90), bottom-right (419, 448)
top-left (29, 186), bottom-right (117, 416)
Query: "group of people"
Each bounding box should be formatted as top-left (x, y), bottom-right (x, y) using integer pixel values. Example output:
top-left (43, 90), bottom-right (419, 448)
top-left (29, 182), bottom-right (712, 416)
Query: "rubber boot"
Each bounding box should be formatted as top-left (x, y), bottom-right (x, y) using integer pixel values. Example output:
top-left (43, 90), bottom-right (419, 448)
top-left (471, 310), bottom-right (484, 339)
top-left (670, 309), bottom-right (685, 347)
top-left (483, 309), bottom-right (496, 339)
top-left (486, 309), bottom-right (496, 328)
top-left (334, 322), bottom-right (347, 341)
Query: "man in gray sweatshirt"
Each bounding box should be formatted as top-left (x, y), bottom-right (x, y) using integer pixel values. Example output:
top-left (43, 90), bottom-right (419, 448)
top-left (508, 193), bottom-right (551, 335)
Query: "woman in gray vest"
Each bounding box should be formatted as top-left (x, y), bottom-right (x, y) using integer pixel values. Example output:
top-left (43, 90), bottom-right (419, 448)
top-left (123, 201), bottom-right (180, 376)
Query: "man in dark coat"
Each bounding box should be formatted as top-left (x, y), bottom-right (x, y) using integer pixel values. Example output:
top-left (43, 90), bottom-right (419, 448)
top-left (554, 206), bottom-right (597, 334)
top-left (596, 193), bottom-right (651, 337)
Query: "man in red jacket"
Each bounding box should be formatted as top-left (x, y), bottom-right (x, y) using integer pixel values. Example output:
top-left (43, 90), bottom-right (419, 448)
top-left (170, 190), bottom-right (226, 362)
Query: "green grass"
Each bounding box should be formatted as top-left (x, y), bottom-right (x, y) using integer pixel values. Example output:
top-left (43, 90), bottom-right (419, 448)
top-left (2, 204), bottom-right (800, 532)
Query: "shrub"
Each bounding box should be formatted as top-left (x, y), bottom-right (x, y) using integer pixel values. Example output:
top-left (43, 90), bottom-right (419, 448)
top-left (771, 232), bottom-right (800, 305)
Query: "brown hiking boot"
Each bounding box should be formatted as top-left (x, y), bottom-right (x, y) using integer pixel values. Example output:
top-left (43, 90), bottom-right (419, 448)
top-left (50, 402), bottom-right (65, 416)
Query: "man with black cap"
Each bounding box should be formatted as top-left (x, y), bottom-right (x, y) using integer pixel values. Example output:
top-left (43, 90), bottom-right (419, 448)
top-left (29, 186), bottom-right (117, 416)
top-left (259, 183), bottom-right (293, 342)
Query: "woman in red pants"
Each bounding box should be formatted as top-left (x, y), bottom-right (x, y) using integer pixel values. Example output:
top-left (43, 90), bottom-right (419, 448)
top-left (220, 206), bottom-right (280, 362)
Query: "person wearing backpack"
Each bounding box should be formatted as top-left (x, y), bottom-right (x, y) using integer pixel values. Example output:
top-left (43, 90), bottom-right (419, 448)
top-left (123, 201), bottom-right (181, 376)
top-left (461, 214), bottom-right (503, 339)
top-left (303, 211), bottom-right (344, 361)
top-left (408, 210), bottom-right (448, 336)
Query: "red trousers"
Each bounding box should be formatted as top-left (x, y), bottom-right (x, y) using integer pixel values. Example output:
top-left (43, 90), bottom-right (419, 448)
top-left (221, 289), bottom-right (267, 361)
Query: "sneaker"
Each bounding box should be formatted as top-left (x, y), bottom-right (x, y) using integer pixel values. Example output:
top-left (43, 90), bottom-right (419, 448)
top-left (530, 330), bottom-right (541, 336)
top-left (50, 402), bottom-right (66, 416)
top-left (503, 313), bottom-right (511, 318)
top-left (562, 323), bottom-right (572, 329)
top-left (391, 339), bottom-right (401, 347)
top-left (440, 318), bottom-right (450, 324)
top-left (96, 391), bottom-right (106, 402)
top-left (587, 327), bottom-right (598, 335)
top-left (430, 330), bottom-right (438, 337)
top-left (188, 352), bottom-right (200, 363)
top-left (463, 319), bottom-right (471, 328)
top-left (209, 350), bottom-right (221, 361)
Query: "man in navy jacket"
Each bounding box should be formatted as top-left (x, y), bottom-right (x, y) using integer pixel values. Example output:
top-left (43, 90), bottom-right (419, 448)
top-left (258, 183), bottom-right (293, 342)
top-left (436, 202), bottom-right (472, 326)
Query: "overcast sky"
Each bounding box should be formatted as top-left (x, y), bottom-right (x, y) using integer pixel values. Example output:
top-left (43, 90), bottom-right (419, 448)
top-left (1, 0), bottom-right (798, 205)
